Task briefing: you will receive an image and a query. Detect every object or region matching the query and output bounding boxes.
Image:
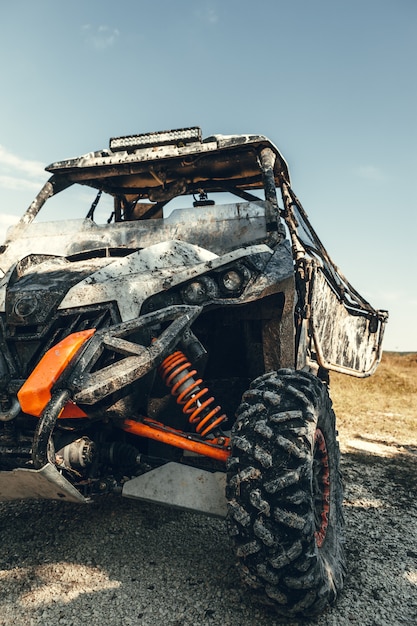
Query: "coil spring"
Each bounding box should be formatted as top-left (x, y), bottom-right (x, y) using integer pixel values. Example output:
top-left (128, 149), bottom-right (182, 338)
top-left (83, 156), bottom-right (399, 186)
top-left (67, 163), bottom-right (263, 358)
top-left (158, 350), bottom-right (227, 438)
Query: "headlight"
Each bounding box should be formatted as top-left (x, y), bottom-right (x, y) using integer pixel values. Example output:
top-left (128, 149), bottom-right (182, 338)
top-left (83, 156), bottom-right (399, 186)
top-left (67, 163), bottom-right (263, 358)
top-left (181, 277), bottom-right (218, 304)
top-left (221, 269), bottom-right (244, 293)
top-left (219, 265), bottom-right (250, 295)
top-left (143, 264), bottom-right (252, 314)
top-left (13, 293), bottom-right (40, 320)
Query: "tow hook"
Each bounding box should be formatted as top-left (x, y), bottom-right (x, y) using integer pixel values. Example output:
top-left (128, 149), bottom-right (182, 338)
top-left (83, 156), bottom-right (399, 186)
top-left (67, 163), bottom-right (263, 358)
top-left (0, 397), bottom-right (20, 422)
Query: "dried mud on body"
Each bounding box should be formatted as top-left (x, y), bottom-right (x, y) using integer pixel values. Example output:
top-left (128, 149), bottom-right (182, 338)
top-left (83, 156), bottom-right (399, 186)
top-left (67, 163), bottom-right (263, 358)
top-left (0, 353), bottom-right (416, 626)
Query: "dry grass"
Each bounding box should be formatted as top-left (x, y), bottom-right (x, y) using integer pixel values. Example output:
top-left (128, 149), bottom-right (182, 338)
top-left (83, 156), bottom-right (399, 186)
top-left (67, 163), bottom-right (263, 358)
top-left (330, 352), bottom-right (417, 445)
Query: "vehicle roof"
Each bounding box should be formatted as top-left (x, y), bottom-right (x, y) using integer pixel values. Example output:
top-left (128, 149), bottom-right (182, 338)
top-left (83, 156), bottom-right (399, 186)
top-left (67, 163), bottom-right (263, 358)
top-left (45, 129), bottom-right (290, 201)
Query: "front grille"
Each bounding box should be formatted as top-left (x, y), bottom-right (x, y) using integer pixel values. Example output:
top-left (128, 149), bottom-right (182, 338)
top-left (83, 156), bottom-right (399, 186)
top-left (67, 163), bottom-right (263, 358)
top-left (1, 303), bottom-right (121, 379)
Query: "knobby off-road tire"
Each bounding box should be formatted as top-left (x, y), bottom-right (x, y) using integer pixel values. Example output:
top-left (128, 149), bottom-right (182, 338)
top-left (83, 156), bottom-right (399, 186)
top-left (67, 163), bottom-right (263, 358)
top-left (226, 369), bottom-right (345, 617)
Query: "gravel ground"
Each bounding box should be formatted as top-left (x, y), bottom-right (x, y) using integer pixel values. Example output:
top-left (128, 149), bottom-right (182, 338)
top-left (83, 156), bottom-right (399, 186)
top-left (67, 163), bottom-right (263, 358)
top-left (0, 438), bottom-right (416, 626)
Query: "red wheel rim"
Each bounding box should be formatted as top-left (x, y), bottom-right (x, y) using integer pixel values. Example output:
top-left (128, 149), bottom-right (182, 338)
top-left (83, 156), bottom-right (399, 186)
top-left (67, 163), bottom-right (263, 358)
top-left (313, 428), bottom-right (330, 548)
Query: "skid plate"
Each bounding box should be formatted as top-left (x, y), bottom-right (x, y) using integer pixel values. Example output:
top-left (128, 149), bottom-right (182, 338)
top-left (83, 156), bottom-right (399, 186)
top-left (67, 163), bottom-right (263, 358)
top-left (122, 462), bottom-right (227, 518)
top-left (0, 463), bottom-right (87, 503)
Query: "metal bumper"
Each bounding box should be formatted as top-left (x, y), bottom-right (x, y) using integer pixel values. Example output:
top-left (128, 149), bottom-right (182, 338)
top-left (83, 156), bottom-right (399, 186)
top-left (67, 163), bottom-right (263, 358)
top-left (68, 304), bottom-right (202, 405)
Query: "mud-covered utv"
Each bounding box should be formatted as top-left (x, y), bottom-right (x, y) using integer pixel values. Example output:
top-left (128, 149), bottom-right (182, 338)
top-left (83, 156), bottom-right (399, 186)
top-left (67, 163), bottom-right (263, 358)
top-left (0, 127), bottom-right (387, 617)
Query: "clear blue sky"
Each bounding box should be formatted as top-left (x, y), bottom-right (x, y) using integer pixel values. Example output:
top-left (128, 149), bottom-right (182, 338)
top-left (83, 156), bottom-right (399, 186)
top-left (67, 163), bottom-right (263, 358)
top-left (0, 0), bottom-right (416, 351)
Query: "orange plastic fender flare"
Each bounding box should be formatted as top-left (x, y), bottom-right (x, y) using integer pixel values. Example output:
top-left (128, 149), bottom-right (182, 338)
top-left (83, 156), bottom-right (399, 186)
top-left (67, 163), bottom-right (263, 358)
top-left (17, 329), bottom-right (95, 417)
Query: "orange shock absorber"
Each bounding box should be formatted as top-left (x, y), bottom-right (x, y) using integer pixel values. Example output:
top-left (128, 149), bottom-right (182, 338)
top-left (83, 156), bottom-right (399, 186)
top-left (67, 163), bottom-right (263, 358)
top-left (158, 350), bottom-right (227, 438)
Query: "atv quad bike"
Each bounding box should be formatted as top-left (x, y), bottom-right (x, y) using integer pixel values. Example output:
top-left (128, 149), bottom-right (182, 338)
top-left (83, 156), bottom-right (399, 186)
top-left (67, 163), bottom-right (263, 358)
top-left (0, 127), bottom-right (387, 617)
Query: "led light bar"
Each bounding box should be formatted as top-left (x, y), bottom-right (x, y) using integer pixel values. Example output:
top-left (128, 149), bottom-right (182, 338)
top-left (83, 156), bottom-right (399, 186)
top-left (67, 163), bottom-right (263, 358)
top-left (109, 127), bottom-right (202, 152)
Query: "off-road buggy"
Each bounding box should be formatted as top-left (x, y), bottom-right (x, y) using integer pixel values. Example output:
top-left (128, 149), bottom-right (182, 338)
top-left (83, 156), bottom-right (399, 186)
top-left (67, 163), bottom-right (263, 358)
top-left (0, 127), bottom-right (387, 617)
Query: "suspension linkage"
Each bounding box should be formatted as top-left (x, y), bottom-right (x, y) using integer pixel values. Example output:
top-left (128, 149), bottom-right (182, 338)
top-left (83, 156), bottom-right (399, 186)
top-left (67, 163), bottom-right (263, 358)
top-left (121, 417), bottom-right (231, 463)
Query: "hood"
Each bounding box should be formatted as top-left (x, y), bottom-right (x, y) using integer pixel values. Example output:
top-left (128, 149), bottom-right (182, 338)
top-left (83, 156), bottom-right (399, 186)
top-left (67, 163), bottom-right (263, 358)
top-left (1, 241), bottom-right (217, 322)
top-left (57, 240), bottom-right (274, 320)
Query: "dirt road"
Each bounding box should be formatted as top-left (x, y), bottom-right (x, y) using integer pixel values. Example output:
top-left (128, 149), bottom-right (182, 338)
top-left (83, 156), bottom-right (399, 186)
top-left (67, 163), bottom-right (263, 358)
top-left (0, 438), bottom-right (416, 626)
